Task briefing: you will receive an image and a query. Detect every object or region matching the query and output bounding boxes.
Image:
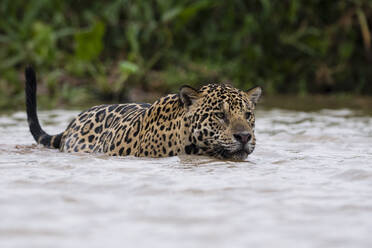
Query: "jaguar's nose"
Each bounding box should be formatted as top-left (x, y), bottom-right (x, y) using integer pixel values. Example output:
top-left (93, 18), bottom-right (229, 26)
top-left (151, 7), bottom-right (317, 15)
top-left (233, 133), bottom-right (252, 144)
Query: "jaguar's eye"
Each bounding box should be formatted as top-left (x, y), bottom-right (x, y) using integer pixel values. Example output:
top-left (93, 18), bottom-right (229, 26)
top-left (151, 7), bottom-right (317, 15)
top-left (216, 112), bottom-right (225, 119)
top-left (245, 112), bottom-right (252, 119)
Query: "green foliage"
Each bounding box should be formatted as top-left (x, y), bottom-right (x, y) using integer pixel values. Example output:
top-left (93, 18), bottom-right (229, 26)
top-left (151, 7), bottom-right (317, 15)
top-left (75, 21), bottom-right (105, 61)
top-left (0, 0), bottom-right (371, 110)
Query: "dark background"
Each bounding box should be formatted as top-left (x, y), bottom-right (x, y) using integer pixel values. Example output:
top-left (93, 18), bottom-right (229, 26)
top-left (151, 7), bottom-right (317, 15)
top-left (1, 0), bottom-right (371, 109)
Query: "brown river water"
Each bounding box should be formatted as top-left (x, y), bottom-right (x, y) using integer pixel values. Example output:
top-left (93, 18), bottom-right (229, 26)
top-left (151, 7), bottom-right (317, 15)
top-left (0, 109), bottom-right (372, 248)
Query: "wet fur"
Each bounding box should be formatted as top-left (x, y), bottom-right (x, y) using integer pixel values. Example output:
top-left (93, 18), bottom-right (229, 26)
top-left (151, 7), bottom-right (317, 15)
top-left (25, 67), bottom-right (261, 160)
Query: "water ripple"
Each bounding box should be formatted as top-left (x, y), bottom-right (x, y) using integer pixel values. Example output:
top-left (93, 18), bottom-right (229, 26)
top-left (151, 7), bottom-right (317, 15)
top-left (0, 109), bottom-right (372, 248)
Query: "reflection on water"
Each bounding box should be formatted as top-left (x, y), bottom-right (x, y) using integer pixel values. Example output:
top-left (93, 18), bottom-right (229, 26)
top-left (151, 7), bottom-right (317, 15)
top-left (0, 109), bottom-right (372, 248)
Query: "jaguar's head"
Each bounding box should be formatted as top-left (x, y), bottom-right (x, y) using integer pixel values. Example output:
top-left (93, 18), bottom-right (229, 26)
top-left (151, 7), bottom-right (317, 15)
top-left (180, 84), bottom-right (262, 160)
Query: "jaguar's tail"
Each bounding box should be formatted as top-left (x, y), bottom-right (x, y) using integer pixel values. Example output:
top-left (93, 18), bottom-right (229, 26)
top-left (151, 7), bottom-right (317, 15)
top-left (25, 66), bottom-right (63, 149)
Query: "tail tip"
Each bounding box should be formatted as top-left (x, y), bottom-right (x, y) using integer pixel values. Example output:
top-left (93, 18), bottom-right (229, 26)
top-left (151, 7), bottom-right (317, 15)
top-left (25, 66), bottom-right (36, 81)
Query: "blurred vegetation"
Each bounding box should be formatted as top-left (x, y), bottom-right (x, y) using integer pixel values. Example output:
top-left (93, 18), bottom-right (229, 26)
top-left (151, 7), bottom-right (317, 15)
top-left (0, 0), bottom-right (372, 110)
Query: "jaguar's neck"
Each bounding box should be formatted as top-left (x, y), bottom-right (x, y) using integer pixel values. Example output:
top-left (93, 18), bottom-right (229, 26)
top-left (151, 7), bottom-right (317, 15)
top-left (136, 94), bottom-right (191, 157)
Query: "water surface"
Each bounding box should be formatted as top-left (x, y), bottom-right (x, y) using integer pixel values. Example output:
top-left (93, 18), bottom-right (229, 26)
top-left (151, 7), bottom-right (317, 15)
top-left (0, 109), bottom-right (372, 248)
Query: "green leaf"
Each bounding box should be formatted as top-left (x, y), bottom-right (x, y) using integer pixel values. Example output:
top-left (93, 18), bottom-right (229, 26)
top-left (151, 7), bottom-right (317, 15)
top-left (32, 21), bottom-right (56, 62)
top-left (162, 7), bottom-right (182, 23)
top-left (126, 24), bottom-right (140, 57)
top-left (74, 20), bottom-right (105, 61)
top-left (119, 61), bottom-right (139, 74)
top-left (0, 52), bottom-right (26, 69)
top-left (176, 0), bottom-right (216, 28)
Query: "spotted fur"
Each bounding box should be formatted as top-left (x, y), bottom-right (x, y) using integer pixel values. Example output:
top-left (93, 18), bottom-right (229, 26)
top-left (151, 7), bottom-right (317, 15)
top-left (25, 67), bottom-right (262, 160)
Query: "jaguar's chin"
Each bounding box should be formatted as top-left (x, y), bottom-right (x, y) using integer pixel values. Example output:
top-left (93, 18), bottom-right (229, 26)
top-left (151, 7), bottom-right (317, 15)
top-left (212, 146), bottom-right (253, 161)
top-left (227, 149), bottom-right (249, 161)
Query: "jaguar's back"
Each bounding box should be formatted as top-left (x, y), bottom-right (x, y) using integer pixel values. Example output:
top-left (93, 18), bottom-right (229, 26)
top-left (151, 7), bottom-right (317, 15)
top-left (60, 103), bottom-right (150, 156)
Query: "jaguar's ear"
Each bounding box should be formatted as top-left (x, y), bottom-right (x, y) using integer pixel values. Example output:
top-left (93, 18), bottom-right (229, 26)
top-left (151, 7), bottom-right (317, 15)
top-left (245, 86), bottom-right (262, 105)
top-left (179, 85), bottom-right (200, 107)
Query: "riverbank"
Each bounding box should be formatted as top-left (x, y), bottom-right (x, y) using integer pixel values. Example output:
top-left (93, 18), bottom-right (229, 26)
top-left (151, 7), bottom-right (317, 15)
top-left (2, 92), bottom-right (371, 116)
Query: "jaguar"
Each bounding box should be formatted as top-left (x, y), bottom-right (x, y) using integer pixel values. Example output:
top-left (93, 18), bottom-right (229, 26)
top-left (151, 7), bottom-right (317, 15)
top-left (25, 67), bottom-right (262, 160)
